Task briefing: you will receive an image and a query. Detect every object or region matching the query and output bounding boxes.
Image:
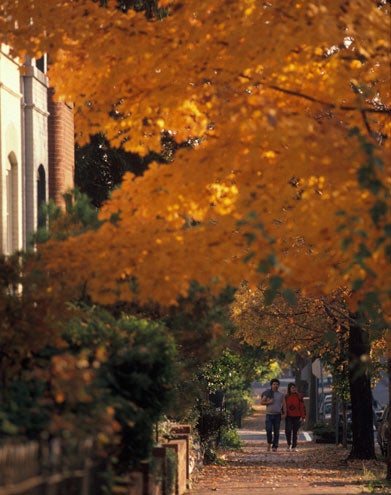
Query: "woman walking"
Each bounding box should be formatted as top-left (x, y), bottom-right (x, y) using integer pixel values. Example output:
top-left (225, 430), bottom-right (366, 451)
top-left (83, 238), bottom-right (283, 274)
top-left (285, 383), bottom-right (306, 451)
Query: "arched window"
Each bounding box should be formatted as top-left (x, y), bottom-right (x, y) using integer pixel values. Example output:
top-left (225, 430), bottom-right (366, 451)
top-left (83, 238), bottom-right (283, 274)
top-left (6, 152), bottom-right (19, 254)
top-left (37, 165), bottom-right (46, 228)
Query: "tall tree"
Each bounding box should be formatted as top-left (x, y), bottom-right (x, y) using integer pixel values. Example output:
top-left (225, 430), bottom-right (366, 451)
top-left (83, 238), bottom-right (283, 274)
top-left (348, 314), bottom-right (376, 459)
top-left (2, 0), bottom-right (389, 461)
top-left (2, 0), bottom-right (388, 310)
top-left (231, 285), bottom-right (386, 458)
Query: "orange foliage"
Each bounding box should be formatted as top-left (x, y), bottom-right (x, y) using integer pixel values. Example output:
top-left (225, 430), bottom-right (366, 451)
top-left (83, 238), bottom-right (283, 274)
top-left (2, 1), bottom-right (390, 318)
top-left (231, 286), bottom-right (344, 356)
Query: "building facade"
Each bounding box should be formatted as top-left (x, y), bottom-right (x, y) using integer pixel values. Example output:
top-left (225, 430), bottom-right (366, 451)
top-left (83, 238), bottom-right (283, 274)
top-left (0, 45), bottom-right (74, 255)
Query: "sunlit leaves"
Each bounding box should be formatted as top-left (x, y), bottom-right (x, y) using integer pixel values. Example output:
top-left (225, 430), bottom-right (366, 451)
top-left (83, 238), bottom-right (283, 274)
top-left (2, 0), bottom-right (389, 320)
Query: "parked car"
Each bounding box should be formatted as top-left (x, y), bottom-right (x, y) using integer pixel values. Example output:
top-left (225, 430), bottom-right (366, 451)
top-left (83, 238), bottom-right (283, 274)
top-left (318, 394), bottom-right (332, 421)
top-left (372, 399), bottom-right (385, 430)
top-left (377, 405), bottom-right (389, 457)
top-left (323, 400), bottom-right (332, 421)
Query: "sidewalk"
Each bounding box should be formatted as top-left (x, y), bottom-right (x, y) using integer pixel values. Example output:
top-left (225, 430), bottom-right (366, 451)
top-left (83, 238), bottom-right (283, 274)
top-left (187, 399), bottom-right (389, 495)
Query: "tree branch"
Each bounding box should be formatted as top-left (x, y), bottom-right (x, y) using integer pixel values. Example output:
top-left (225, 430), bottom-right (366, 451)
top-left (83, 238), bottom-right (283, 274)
top-left (266, 84), bottom-right (391, 115)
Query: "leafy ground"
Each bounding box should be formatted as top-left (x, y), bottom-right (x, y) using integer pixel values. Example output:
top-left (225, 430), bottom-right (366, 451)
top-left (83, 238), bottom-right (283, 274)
top-left (189, 400), bottom-right (390, 495)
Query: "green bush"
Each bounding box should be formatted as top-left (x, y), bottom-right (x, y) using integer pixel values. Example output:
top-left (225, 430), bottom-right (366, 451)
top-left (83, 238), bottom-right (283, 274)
top-left (0, 306), bottom-right (179, 474)
top-left (65, 307), bottom-right (179, 471)
top-left (0, 379), bottom-right (48, 438)
top-left (164, 447), bottom-right (177, 495)
top-left (196, 404), bottom-right (230, 446)
top-left (219, 427), bottom-right (242, 449)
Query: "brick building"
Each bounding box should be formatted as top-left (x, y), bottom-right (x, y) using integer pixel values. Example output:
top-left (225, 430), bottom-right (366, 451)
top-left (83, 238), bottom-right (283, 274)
top-left (0, 44), bottom-right (74, 254)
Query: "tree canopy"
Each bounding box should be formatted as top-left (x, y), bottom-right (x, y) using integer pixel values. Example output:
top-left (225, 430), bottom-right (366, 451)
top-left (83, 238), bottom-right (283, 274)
top-left (2, 1), bottom-right (390, 319)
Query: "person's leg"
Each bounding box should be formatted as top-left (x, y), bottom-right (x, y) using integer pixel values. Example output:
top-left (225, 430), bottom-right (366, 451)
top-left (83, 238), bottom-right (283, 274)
top-left (285, 416), bottom-right (292, 448)
top-left (272, 414), bottom-right (281, 449)
top-left (292, 417), bottom-right (301, 449)
top-left (265, 414), bottom-right (273, 448)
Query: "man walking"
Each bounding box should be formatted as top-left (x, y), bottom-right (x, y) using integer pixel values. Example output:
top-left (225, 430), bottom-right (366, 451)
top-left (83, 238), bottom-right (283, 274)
top-left (261, 378), bottom-right (286, 452)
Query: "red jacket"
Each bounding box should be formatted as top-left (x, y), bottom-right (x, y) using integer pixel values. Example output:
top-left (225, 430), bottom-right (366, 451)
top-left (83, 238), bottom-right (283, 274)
top-left (285, 392), bottom-right (306, 418)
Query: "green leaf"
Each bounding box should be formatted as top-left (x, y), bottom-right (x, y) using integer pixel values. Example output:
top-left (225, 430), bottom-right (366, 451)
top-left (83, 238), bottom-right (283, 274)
top-left (110, 212), bottom-right (121, 224)
top-left (336, 224), bottom-right (347, 233)
top-left (355, 243), bottom-right (371, 260)
top-left (348, 126), bottom-right (360, 137)
top-left (372, 156), bottom-right (384, 171)
top-left (374, 236), bottom-right (386, 249)
top-left (370, 200), bottom-right (387, 226)
top-left (355, 229), bottom-right (368, 239)
top-left (352, 278), bottom-right (365, 291)
top-left (263, 275), bottom-right (283, 305)
top-left (322, 330), bottom-right (337, 345)
top-left (282, 288), bottom-right (297, 306)
top-left (256, 254), bottom-right (277, 273)
top-left (360, 173), bottom-right (383, 196)
top-left (243, 251), bottom-right (256, 263)
top-left (341, 237), bottom-right (352, 252)
top-left (269, 275), bottom-right (283, 291)
top-left (244, 232), bottom-right (257, 243)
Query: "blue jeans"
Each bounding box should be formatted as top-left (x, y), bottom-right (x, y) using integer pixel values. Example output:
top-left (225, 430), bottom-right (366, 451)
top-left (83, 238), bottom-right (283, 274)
top-left (265, 413), bottom-right (281, 448)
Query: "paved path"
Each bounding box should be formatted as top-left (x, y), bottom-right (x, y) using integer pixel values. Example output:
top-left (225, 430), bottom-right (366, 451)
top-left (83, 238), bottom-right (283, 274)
top-left (238, 425), bottom-right (312, 445)
top-left (186, 399), bottom-right (376, 495)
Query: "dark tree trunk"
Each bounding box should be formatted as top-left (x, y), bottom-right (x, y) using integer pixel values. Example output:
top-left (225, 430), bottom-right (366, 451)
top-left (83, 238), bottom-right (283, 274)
top-left (307, 364), bottom-right (318, 429)
top-left (293, 355), bottom-right (309, 396)
top-left (387, 355), bottom-right (391, 480)
top-left (348, 315), bottom-right (376, 459)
